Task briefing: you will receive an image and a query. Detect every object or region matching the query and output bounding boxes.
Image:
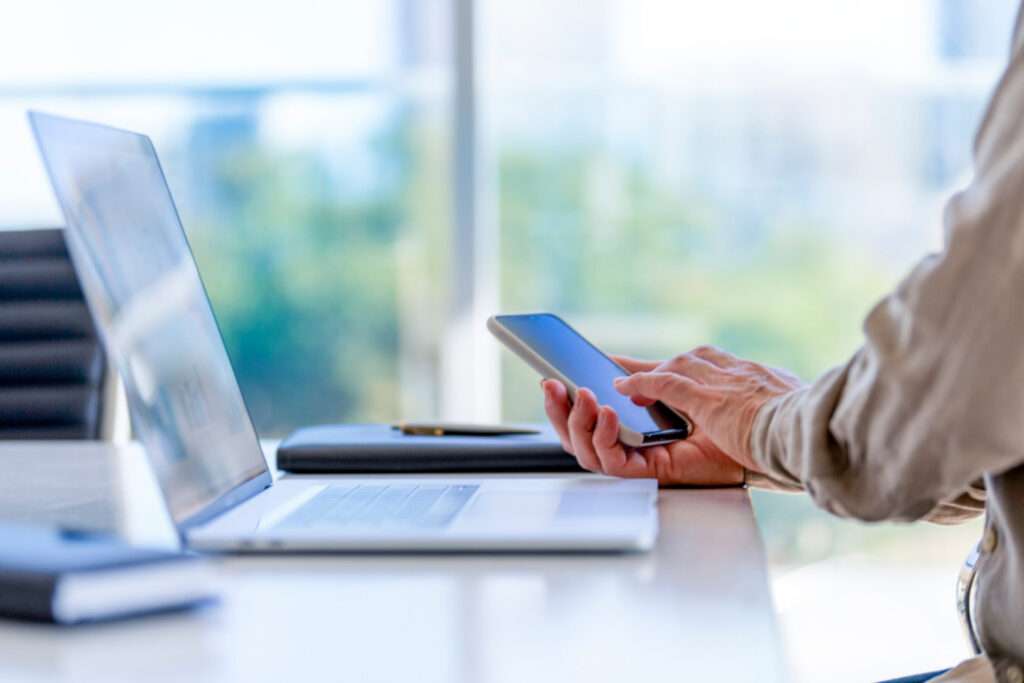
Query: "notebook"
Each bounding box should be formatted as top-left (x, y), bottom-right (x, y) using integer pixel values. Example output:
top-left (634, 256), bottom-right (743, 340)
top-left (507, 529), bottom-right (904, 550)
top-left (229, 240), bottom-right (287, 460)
top-left (277, 423), bottom-right (583, 474)
top-left (0, 524), bottom-right (216, 624)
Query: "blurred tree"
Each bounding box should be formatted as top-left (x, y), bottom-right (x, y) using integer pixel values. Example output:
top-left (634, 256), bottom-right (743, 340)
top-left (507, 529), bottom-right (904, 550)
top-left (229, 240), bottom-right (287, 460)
top-left (498, 146), bottom-right (895, 421)
top-left (186, 116), bottom-right (412, 434)
top-left (183, 119), bottom-right (895, 444)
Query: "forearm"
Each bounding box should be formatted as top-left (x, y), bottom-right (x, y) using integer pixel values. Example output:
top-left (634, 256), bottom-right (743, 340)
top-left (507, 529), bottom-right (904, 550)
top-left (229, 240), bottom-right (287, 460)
top-left (748, 386), bottom-right (987, 522)
top-left (749, 281), bottom-right (1019, 524)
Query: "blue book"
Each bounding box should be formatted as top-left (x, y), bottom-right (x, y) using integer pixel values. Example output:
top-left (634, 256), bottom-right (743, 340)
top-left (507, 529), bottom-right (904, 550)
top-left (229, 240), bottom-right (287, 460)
top-left (0, 524), bottom-right (216, 624)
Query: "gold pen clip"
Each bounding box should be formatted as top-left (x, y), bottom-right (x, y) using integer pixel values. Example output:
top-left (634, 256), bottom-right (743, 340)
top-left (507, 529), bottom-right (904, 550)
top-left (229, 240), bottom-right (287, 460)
top-left (393, 421), bottom-right (540, 437)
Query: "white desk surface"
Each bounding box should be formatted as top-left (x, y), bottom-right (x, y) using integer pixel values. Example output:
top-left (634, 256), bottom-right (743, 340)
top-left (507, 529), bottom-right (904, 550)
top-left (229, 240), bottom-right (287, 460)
top-left (0, 442), bottom-right (790, 683)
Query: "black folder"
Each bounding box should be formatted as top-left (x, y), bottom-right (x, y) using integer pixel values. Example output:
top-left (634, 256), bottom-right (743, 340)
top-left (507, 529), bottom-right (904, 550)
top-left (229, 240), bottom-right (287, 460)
top-left (276, 423), bottom-right (584, 474)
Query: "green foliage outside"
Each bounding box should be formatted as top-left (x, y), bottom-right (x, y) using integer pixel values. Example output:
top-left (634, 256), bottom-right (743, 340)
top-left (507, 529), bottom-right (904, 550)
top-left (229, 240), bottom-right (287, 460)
top-left (498, 146), bottom-right (896, 422)
top-left (185, 111), bottom-right (451, 434)
top-left (184, 118), bottom-right (898, 432)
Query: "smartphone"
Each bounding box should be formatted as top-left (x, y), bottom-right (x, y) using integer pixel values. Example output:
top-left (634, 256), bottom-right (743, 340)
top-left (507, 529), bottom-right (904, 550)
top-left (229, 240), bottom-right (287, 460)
top-left (487, 313), bottom-right (691, 447)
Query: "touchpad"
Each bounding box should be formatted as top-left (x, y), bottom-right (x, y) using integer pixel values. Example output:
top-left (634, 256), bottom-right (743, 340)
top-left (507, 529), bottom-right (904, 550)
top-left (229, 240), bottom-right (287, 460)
top-left (556, 491), bottom-right (653, 518)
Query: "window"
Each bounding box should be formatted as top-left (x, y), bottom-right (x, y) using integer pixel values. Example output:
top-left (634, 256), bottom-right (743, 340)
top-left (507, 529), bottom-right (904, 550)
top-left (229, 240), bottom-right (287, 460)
top-left (478, 2), bottom-right (1012, 679)
top-left (0, 0), bottom-right (453, 433)
top-left (482, 0), bottom-right (1014, 418)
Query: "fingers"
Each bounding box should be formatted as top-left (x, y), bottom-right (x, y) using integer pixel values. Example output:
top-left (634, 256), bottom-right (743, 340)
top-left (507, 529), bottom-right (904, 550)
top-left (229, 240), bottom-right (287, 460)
top-left (612, 350), bottom-right (721, 384)
top-left (545, 379), bottom-right (672, 477)
top-left (610, 355), bottom-right (661, 374)
top-left (592, 406), bottom-right (656, 478)
top-left (591, 405), bottom-right (625, 472)
top-left (614, 371), bottom-right (707, 416)
top-left (542, 380), bottom-right (573, 453)
top-left (567, 388), bottom-right (602, 472)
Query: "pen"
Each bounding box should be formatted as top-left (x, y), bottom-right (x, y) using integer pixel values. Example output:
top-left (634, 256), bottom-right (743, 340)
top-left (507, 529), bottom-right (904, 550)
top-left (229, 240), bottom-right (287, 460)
top-left (392, 422), bottom-right (541, 437)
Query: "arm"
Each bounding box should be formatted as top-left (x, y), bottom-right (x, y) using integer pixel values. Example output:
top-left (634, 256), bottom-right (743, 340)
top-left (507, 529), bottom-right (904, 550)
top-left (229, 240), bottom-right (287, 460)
top-left (743, 460), bottom-right (985, 523)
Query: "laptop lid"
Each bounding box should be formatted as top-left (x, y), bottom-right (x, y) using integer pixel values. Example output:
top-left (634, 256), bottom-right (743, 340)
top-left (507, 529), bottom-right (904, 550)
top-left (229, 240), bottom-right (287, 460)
top-left (29, 111), bottom-right (273, 532)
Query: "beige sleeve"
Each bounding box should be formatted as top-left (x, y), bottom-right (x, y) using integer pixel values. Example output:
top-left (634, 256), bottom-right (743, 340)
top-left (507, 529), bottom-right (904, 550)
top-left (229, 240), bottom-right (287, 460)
top-left (743, 468), bottom-right (803, 493)
top-left (748, 43), bottom-right (1024, 523)
top-left (745, 442), bottom-right (986, 525)
top-left (923, 480), bottom-right (986, 525)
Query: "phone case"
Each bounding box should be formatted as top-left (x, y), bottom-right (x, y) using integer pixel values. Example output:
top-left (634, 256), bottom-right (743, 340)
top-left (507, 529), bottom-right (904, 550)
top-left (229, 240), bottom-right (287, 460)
top-left (487, 314), bottom-right (690, 448)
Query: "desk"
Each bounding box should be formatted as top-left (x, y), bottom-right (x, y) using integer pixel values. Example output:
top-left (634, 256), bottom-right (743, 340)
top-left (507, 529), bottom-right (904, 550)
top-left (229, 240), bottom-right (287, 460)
top-left (0, 442), bottom-right (790, 682)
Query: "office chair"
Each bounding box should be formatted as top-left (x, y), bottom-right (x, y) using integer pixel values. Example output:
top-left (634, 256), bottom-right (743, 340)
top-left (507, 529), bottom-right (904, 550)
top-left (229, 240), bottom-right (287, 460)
top-left (0, 228), bottom-right (117, 439)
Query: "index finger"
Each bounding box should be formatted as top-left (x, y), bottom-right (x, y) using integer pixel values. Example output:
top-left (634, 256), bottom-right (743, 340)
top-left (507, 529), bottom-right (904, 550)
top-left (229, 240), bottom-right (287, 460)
top-left (614, 371), bottom-right (708, 411)
top-left (610, 355), bottom-right (661, 374)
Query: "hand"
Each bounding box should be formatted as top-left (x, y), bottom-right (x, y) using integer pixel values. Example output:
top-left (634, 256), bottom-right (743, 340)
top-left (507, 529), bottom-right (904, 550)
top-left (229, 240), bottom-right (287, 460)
top-left (612, 346), bottom-right (803, 472)
top-left (541, 356), bottom-right (746, 486)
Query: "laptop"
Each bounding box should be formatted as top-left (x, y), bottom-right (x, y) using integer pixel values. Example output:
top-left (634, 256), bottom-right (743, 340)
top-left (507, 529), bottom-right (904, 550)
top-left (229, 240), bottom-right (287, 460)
top-left (29, 111), bottom-right (658, 552)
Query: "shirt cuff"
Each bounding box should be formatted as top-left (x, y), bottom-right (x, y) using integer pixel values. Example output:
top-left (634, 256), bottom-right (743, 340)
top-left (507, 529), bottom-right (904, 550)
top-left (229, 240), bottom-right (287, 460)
top-left (743, 468), bottom-right (805, 493)
top-left (747, 388), bottom-right (807, 491)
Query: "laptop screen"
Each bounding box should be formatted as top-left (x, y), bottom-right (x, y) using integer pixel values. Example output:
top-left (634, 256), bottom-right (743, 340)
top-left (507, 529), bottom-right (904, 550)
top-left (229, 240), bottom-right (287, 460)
top-left (30, 112), bottom-right (271, 528)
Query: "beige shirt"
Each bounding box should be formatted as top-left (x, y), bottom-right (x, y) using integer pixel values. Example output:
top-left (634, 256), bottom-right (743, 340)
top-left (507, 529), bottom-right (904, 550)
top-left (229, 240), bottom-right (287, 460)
top-left (748, 5), bottom-right (1024, 683)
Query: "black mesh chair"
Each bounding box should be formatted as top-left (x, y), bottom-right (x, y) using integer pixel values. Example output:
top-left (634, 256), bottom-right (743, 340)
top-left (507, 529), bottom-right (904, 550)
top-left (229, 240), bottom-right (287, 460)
top-left (0, 228), bottom-right (113, 439)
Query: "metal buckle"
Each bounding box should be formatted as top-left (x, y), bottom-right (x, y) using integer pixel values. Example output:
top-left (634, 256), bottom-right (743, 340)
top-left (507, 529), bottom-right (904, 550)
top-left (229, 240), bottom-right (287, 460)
top-left (957, 541), bottom-right (982, 655)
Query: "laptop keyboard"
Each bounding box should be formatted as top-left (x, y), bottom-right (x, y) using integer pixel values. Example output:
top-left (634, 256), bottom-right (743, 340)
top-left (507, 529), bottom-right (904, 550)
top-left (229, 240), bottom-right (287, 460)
top-left (274, 484), bottom-right (479, 531)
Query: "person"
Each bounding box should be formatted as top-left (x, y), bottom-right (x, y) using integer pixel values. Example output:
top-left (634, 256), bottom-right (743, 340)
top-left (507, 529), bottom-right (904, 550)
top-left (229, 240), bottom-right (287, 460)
top-left (539, 7), bottom-right (1024, 683)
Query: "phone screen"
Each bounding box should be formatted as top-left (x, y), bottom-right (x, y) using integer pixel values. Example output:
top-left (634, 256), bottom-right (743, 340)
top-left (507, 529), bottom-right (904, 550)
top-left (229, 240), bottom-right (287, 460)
top-left (496, 314), bottom-right (688, 438)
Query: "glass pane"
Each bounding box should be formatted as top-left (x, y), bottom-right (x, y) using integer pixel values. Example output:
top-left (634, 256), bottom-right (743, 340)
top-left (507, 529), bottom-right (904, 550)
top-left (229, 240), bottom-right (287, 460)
top-left (0, 1), bottom-right (397, 85)
top-left (0, 1), bottom-right (453, 436)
